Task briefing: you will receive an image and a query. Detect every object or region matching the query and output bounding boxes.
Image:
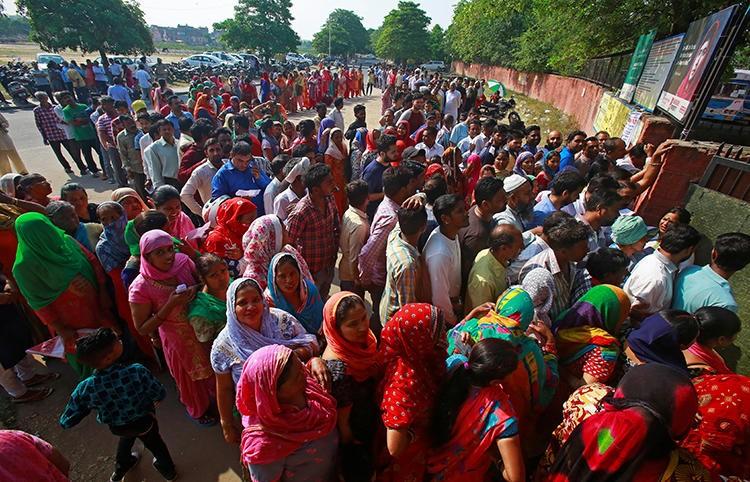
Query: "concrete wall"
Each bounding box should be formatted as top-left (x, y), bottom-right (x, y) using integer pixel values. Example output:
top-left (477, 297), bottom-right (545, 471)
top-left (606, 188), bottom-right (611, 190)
top-left (683, 184), bottom-right (750, 375)
top-left (452, 61), bottom-right (607, 131)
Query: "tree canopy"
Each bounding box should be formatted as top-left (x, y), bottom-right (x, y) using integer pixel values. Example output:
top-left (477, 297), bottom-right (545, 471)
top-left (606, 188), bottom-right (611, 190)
top-left (447, 0), bottom-right (736, 75)
top-left (312, 9), bottom-right (369, 58)
top-left (16, 0), bottom-right (153, 63)
top-left (429, 25), bottom-right (448, 62)
top-left (373, 1), bottom-right (431, 64)
top-left (214, 0), bottom-right (299, 62)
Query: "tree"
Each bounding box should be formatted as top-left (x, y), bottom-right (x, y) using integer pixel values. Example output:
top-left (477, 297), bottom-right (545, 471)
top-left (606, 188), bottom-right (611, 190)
top-left (214, 0), bottom-right (299, 63)
top-left (429, 24), bottom-right (447, 62)
top-left (16, 0), bottom-right (153, 66)
top-left (374, 1), bottom-right (431, 64)
top-left (312, 9), bottom-right (369, 58)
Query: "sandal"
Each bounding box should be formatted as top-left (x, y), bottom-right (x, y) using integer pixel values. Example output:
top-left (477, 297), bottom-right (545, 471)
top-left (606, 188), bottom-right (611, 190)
top-left (24, 372), bottom-right (61, 387)
top-left (11, 387), bottom-right (53, 403)
top-left (191, 413), bottom-right (218, 427)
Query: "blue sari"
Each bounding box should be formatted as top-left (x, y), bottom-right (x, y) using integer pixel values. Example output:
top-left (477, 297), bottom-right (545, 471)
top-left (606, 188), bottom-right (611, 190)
top-left (266, 252), bottom-right (324, 334)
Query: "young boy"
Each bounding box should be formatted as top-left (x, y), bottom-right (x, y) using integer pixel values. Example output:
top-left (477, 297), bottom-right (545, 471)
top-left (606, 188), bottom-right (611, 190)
top-left (59, 328), bottom-right (176, 481)
top-left (339, 179), bottom-right (371, 296)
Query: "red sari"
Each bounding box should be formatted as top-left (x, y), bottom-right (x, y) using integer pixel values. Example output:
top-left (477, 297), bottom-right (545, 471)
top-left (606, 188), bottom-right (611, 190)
top-left (378, 304), bottom-right (447, 482)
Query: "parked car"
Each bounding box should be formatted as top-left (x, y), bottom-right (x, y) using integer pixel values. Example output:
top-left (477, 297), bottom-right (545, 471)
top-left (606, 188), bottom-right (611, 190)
top-left (285, 52), bottom-right (304, 63)
top-left (36, 53), bottom-right (65, 70)
top-left (204, 52), bottom-right (240, 65)
top-left (95, 56), bottom-right (137, 67)
top-left (232, 53), bottom-right (261, 69)
top-left (182, 54), bottom-right (227, 68)
top-left (420, 60), bottom-right (446, 72)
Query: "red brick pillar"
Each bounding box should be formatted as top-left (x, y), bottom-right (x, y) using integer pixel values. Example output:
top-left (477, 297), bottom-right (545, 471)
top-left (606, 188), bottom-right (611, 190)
top-left (634, 140), bottom-right (719, 225)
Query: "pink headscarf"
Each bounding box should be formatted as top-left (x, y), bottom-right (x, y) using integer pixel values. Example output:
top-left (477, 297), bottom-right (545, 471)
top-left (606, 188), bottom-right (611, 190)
top-left (464, 153), bottom-right (482, 197)
top-left (138, 229), bottom-right (195, 284)
top-left (236, 344), bottom-right (337, 465)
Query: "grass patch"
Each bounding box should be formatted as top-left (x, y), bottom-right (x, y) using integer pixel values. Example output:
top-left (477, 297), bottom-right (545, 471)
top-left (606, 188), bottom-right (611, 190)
top-left (506, 89), bottom-right (579, 134)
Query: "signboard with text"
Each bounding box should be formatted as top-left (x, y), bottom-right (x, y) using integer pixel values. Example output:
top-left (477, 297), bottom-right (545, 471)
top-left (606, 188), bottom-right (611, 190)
top-left (620, 31), bottom-right (656, 103)
top-left (633, 34), bottom-right (684, 112)
top-left (657, 5), bottom-right (737, 121)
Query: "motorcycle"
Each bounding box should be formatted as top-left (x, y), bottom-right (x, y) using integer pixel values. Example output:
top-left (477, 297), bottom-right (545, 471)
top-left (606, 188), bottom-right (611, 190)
top-left (7, 80), bottom-right (31, 106)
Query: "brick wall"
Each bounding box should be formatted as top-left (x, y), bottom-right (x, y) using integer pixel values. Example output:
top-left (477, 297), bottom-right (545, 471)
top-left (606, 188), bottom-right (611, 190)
top-left (452, 61), bottom-right (607, 131)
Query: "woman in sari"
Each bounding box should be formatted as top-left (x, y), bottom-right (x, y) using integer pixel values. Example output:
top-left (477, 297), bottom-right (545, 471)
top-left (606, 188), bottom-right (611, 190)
top-left (513, 151), bottom-right (535, 178)
top-left (187, 254), bottom-right (230, 345)
top-left (321, 292), bottom-right (382, 481)
top-left (520, 267), bottom-right (556, 326)
top-left (13, 212), bottom-right (117, 377)
top-left (683, 306), bottom-right (739, 376)
top-left (260, 72), bottom-right (271, 103)
top-left (259, 119), bottom-right (281, 162)
top-left (462, 153), bottom-right (482, 203)
top-left (447, 287), bottom-right (559, 457)
top-left (193, 89), bottom-right (217, 120)
top-left (624, 310), bottom-right (699, 374)
top-left (45, 201), bottom-right (101, 254)
top-left (237, 344), bottom-right (338, 481)
top-left (317, 118), bottom-right (336, 154)
top-left (429, 338), bottom-right (524, 482)
top-left (682, 373), bottom-right (750, 479)
top-left (324, 127), bottom-right (348, 217)
top-left (395, 120), bottom-right (414, 157)
top-left (211, 277), bottom-right (319, 444)
top-left (544, 363), bottom-right (711, 482)
top-left (360, 129), bottom-right (380, 173)
top-left (349, 128), bottom-right (367, 182)
top-left (379, 303), bottom-right (447, 482)
top-left (95, 202), bottom-right (155, 361)
top-left (111, 187), bottom-right (148, 220)
top-left (204, 197), bottom-right (257, 278)
top-left (128, 230), bottom-right (216, 425)
top-left (266, 252), bottom-right (324, 334)
top-left (536, 151), bottom-right (561, 193)
top-left (552, 285), bottom-right (631, 386)
top-left (242, 214), bottom-right (311, 290)
top-left (152, 185), bottom-right (195, 239)
top-left (279, 120), bottom-right (296, 155)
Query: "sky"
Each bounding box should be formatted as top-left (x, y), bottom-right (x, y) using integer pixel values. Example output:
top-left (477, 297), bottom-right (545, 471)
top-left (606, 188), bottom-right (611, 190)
top-left (2, 0), bottom-right (455, 40)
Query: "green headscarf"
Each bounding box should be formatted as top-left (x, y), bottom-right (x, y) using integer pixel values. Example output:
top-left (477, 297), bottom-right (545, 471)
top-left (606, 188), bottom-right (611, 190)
top-left (12, 212), bottom-right (96, 310)
top-left (124, 219), bottom-right (140, 256)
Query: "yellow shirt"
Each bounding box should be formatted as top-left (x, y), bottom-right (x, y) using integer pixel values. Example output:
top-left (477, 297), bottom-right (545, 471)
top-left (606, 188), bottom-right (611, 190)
top-left (466, 248), bottom-right (509, 310)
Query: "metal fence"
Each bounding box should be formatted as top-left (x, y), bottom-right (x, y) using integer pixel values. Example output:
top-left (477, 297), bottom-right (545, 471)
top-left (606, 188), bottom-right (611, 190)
top-left (699, 146), bottom-right (750, 203)
top-left (578, 50), bottom-right (633, 89)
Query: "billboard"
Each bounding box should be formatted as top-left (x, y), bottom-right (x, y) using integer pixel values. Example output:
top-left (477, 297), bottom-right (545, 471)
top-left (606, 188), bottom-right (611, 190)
top-left (633, 34), bottom-right (684, 112)
top-left (620, 31), bottom-right (656, 103)
top-left (593, 92), bottom-right (634, 136)
top-left (657, 5), bottom-right (736, 121)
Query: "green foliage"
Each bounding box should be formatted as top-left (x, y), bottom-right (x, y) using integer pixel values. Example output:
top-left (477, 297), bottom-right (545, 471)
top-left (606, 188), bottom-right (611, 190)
top-left (311, 9), bottom-right (369, 58)
top-left (298, 40), bottom-right (314, 56)
top-left (429, 24), bottom-right (448, 62)
top-left (448, 0), bottom-right (734, 75)
top-left (16, 0), bottom-right (153, 61)
top-left (0, 15), bottom-right (31, 41)
top-left (374, 1), bottom-right (431, 64)
top-left (214, 0), bottom-right (299, 63)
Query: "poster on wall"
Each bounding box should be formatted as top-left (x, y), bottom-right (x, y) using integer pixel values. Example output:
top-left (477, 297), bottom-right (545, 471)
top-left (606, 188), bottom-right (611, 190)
top-left (633, 34), bottom-right (685, 112)
top-left (621, 111), bottom-right (644, 146)
top-left (620, 30), bottom-right (656, 103)
top-left (593, 92), bottom-right (634, 136)
top-left (657, 5), bottom-right (737, 122)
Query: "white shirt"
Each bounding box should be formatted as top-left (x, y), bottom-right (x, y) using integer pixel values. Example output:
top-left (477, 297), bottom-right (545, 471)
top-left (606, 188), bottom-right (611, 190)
top-left (180, 160), bottom-right (222, 215)
top-left (415, 141), bottom-right (444, 160)
top-left (142, 142), bottom-right (155, 183)
top-left (327, 109), bottom-right (344, 131)
top-left (263, 177), bottom-right (284, 217)
top-left (623, 250), bottom-right (678, 315)
top-left (273, 187), bottom-right (303, 221)
top-left (457, 134), bottom-right (485, 160)
top-left (53, 105), bottom-right (75, 140)
top-left (135, 69), bottom-right (151, 89)
top-left (423, 228), bottom-right (461, 324)
top-left (444, 89), bottom-right (461, 120)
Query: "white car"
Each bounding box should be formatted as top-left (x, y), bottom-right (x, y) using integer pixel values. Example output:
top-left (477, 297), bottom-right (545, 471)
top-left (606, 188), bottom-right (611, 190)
top-left (420, 60), bottom-right (446, 72)
top-left (285, 52), bottom-right (310, 66)
top-left (182, 54), bottom-right (226, 68)
top-left (36, 53), bottom-right (65, 70)
top-left (204, 51), bottom-right (240, 65)
top-left (234, 53), bottom-right (260, 68)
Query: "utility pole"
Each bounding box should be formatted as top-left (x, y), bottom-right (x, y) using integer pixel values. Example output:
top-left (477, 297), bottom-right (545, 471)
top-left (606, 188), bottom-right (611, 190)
top-left (328, 24), bottom-right (331, 58)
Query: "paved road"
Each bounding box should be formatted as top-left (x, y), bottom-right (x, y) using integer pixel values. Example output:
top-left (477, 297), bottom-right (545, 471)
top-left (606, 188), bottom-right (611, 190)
top-left (1, 90), bottom-right (383, 203)
top-left (4, 90), bottom-right (384, 482)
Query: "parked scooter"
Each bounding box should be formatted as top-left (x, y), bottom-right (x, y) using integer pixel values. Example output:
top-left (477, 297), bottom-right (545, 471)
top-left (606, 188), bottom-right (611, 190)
top-left (7, 80), bottom-right (31, 106)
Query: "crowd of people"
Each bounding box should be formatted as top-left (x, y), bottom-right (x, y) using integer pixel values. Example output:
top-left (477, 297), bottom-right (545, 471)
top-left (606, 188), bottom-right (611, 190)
top-left (0, 63), bottom-right (749, 482)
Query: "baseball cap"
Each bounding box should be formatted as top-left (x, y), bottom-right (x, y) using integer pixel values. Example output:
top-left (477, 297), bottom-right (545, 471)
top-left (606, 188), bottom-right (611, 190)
top-left (611, 215), bottom-right (657, 246)
top-left (131, 99), bottom-right (147, 113)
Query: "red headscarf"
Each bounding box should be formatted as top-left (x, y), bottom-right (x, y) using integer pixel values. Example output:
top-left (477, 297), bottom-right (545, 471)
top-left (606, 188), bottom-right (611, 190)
top-left (236, 344), bottom-right (337, 465)
top-left (220, 92), bottom-right (232, 111)
top-left (322, 292), bottom-right (381, 382)
top-left (425, 162), bottom-right (445, 180)
top-left (380, 304), bottom-right (447, 430)
top-left (365, 130), bottom-right (378, 153)
top-left (204, 197), bottom-right (256, 258)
